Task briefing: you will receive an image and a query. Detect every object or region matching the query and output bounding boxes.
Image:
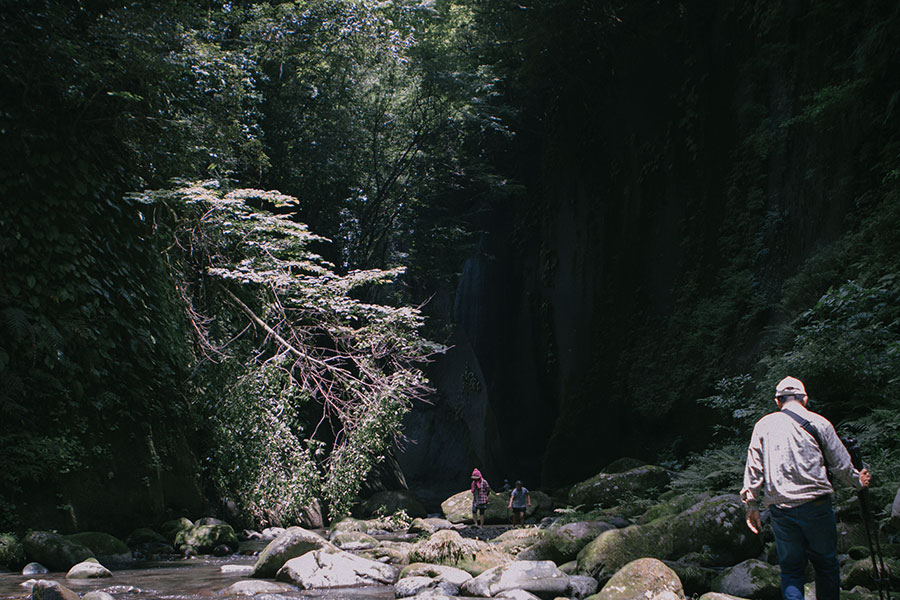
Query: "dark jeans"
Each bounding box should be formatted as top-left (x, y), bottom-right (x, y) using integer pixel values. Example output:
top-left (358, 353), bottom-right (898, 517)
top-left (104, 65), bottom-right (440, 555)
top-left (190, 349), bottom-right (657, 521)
top-left (769, 498), bottom-right (840, 600)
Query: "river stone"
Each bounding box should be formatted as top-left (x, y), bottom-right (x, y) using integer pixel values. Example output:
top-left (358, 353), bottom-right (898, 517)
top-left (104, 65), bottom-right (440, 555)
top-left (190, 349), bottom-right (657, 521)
top-left (394, 575), bottom-right (460, 597)
top-left (521, 521), bottom-right (614, 563)
top-left (160, 517), bottom-right (193, 541)
top-left (23, 531), bottom-right (95, 572)
top-left (576, 524), bottom-right (664, 582)
top-left (408, 517), bottom-right (455, 535)
top-left (588, 557), bottom-right (684, 600)
top-left (66, 557), bottom-right (112, 579)
top-left (494, 590), bottom-right (542, 600)
top-left (82, 591), bottom-right (116, 600)
top-left (221, 563), bottom-right (254, 575)
top-left (663, 559), bottom-right (718, 597)
top-left (29, 579), bottom-right (80, 600)
top-left (441, 489), bottom-right (508, 524)
top-left (260, 527), bottom-right (287, 540)
top-left (710, 559), bottom-right (780, 600)
top-left (195, 517), bottom-right (228, 526)
top-left (23, 562), bottom-right (48, 575)
top-left (275, 549), bottom-right (399, 588)
top-left (359, 539), bottom-right (413, 565)
top-left (0, 533), bottom-right (25, 570)
top-left (66, 531), bottom-right (132, 566)
top-left (331, 530), bottom-right (379, 551)
top-left (841, 557), bottom-right (900, 589)
top-left (665, 494), bottom-right (763, 566)
top-left (399, 562), bottom-right (473, 586)
top-left (492, 527), bottom-right (546, 557)
top-left (460, 560), bottom-right (570, 598)
top-left (329, 517), bottom-right (368, 538)
top-left (568, 466), bottom-right (673, 508)
top-left (567, 574), bottom-right (600, 599)
top-left (221, 579), bottom-right (297, 596)
top-left (251, 526), bottom-right (333, 578)
top-left (175, 524), bottom-right (238, 554)
top-left (697, 594), bottom-right (748, 600)
top-left (408, 529), bottom-right (511, 574)
top-left (602, 458), bottom-right (646, 474)
top-left (359, 490), bottom-right (428, 519)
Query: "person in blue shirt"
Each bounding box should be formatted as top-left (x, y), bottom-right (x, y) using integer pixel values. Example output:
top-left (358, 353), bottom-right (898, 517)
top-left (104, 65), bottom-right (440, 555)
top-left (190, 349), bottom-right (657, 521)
top-left (507, 480), bottom-right (531, 526)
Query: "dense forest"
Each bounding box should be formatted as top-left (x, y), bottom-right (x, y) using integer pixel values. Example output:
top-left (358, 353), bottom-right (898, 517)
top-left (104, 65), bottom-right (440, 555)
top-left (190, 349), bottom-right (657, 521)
top-left (1, 0), bottom-right (899, 535)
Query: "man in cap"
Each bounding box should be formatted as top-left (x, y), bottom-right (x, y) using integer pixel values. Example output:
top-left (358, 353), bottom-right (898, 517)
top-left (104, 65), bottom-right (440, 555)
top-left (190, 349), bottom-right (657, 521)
top-left (741, 376), bottom-right (871, 600)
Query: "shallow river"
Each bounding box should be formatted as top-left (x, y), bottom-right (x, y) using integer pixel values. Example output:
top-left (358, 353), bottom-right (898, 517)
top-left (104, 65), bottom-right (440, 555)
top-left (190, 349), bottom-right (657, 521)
top-left (0, 553), bottom-right (395, 600)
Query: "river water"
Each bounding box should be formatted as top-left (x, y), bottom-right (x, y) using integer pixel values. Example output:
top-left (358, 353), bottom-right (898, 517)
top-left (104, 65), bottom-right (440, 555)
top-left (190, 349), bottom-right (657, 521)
top-left (0, 551), bottom-right (395, 600)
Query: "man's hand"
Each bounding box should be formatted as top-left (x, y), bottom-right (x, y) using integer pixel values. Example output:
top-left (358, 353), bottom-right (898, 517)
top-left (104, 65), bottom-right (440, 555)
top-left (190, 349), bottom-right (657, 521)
top-left (859, 468), bottom-right (871, 488)
top-left (745, 509), bottom-right (762, 535)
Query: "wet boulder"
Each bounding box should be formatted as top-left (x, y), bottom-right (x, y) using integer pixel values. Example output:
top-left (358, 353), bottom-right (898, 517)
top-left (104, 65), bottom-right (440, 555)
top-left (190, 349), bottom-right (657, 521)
top-left (220, 579), bottom-right (296, 596)
top-left (22, 562), bottom-right (48, 576)
top-left (250, 526), bottom-right (334, 578)
top-left (29, 579), bottom-right (80, 600)
top-left (567, 574), bottom-right (600, 599)
top-left (82, 591), bottom-right (116, 600)
top-left (568, 466), bottom-right (673, 508)
top-left (328, 517), bottom-right (368, 538)
top-left (23, 531), bottom-right (95, 572)
top-left (331, 531), bottom-right (379, 551)
top-left (395, 575), bottom-right (460, 597)
top-left (588, 557), bottom-right (684, 600)
top-left (65, 558), bottom-right (112, 579)
top-left (710, 559), bottom-right (780, 600)
top-left (408, 517), bottom-right (455, 535)
top-left (275, 549), bottom-right (398, 588)
top-left (399, 562), bottom-right (474, 586)
top-left (577, 524), bottom-right (666, 583)
top-left (460, 560), bottom-right (571, 598)
top-left (175, 524), bottom-right (238, 555)
top-left (66, 532), bottom-right (132, 566)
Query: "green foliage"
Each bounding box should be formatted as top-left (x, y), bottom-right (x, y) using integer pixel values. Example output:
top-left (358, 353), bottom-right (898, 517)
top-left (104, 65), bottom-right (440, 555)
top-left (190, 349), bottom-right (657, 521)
top-left (147, 181), bottom-right (443, 522)
top-left (672, 443), bottom-right (748, 496)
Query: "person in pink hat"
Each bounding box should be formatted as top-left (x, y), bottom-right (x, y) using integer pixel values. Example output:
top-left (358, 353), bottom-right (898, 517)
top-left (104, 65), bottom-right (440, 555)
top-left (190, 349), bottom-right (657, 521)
top-left (470, 468), bottom-right (490, 528)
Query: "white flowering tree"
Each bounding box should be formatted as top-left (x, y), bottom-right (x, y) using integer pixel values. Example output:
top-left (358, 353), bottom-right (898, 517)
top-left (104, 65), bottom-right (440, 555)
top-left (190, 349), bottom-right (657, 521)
top-left (140, 180), bottom-right (443, 522)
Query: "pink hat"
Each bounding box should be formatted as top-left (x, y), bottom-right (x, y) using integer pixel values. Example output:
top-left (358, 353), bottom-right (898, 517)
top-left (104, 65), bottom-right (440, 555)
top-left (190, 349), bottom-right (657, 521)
top-left (471, 468), bottom-right (482, 479)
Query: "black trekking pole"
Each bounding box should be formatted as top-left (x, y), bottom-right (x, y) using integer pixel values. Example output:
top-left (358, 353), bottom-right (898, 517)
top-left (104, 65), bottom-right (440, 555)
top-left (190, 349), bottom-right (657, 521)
top-left (845, 436), bottom-right (892, 600)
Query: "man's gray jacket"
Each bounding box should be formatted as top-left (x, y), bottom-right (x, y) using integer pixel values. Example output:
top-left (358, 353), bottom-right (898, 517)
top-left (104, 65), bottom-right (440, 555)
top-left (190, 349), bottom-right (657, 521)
top-left (741, 401), bottom-right (863, 511)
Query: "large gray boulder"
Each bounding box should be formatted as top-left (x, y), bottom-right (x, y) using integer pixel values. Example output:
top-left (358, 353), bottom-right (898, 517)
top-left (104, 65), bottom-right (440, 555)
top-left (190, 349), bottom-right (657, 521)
top-left (328, 517), bottom-right (368, 537)
top-left (175, 523), bottom-right (238, 554)
top-left (587, 557), bottom-right (684, 600)
top-left (492, 528), bottom-right (547, 557)
top-left (408, 529), bottom-right (511, 575)
top-left (441, 489), bottom-right (508, 524)
top-left (460, 560), bottom-right (571, 598)
top-left (520, 521), bottom-right (615, 563)
top-left (160, 517), bottom-right (193, 542)
top-left (220, 579), bottom-right (297, 596)
top-left (23, 531), bottom-right (95, 572)
top-left (567, 574), bottom-right (600, 599)
top-left (275, 549), bottom-right (399, 588)
top-left (710, 559), bottom-right (780, 600)
top-left (66, 532), bottom-right (132, 566)
top-left (664, 494), bottom-right (762, 566)
top-left (408, 517), bottom-right (455, 535)
top-left (399, 562), bottom-right (474, 586)
top-left (65, 558), bottom-right (112, 579)
top-left (331, 531), bottom-right (379, 551)
top-left (577, 524), bottom-right (665, 582)
top-left (568, 466), bottom-right (673, 508)
top-left (250, 526), bottom-right (333, 578)
top-left (395, 575), bottom-right (460, 597)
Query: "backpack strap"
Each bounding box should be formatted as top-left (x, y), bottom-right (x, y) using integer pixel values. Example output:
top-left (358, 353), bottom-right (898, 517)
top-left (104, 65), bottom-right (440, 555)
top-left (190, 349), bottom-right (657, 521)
top-left (782, 409), bottom-right (827, 460)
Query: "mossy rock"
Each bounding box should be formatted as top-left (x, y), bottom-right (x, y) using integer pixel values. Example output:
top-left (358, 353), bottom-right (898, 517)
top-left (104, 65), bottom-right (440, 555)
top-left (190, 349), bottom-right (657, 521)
top-left (0, 533), bottom-right (26, 570)
top-left (568, 465), bottom-right (673, 508)
top-left (357, 540), bottom-right (413, 566)
top-left (841, 557), bottom-right (900, 590)
top-left (23, 531), bottom-right (95, 572)
top-left (331, 531), bottom-right (379, 551)
top-left (66, 532), bottom-right (132, 566)
top-left (588, 557), bottom-right (684, 600)
top-left (637, 492), bottom-right (709, 525)
top-left (160, 518), bottom-right (193, 542)
top-left (711, 559), bottom-right (781, 600)
top-left (491, 527), bottom-right (546, 557)
top-left (663, 494), bottom-right (763, 566)
top-left (663, 559), bottom-right (718, 597)
top-left (329, 517), bottom-right (368, 538)
top-left (602, 458), bottom-right (647, 474)
top-left (174, 524), bottom-right (238, 554)
top-left (440, 490), bottom-right (509, 524)
top-left (406, 529), bottom-right (510, 574)
top-left (521, 520), bottom-right (615, 563)
top-left (126, 528), bottom-right (166, 546)
top-left (577, 522), bottom-right (669, 582)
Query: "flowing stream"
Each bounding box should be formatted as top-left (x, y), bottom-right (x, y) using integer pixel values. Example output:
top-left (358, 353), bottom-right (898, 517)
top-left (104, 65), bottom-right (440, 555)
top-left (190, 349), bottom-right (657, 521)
top-left (0, 540), bottom-right (397, 600)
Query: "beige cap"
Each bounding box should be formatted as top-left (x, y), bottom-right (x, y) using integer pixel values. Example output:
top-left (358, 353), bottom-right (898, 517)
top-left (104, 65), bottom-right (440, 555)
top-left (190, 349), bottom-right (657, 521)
top-left (775, 376), bottom-right (806, 397)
